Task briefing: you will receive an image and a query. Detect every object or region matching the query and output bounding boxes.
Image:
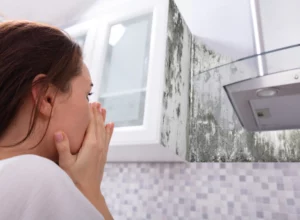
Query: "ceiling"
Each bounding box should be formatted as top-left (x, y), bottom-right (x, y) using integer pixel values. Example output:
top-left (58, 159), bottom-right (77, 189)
top-left (0, 0), bottom-right (256, 60)
top-left (0, 0), bottom-right (96, 26)
top-left (0, 0), bottom-right (299, 63)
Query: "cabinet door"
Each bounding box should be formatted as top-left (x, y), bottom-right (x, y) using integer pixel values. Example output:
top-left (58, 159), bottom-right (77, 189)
top-left (88, 0), bottom-right (169, 146)
top-left (64, 20), bottom-right (99, 68)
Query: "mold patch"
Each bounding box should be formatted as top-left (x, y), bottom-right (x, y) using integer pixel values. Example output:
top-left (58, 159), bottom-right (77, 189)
top-left (188, 38), bottom-right (300, 162)
top-left (160, 0), bottom-right (192, 160)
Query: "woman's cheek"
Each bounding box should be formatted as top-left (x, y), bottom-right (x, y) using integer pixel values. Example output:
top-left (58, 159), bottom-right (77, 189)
top-left (70, 120), bottom-right (88, 154)
top-left (70, 131), bottom-right (85, 154)
top-left (78, 116), bottom-right (90, 151)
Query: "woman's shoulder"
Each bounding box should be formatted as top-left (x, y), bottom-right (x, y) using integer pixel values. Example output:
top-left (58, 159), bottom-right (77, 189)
top-left (0, 154), bottom-right (72, 186)
top-left (0, 154), bottom-right (61, 172)
top-left (0, 154), bottom-right (74, 207)
top-left (1, 154), bottom-right (56, 165)
top-left (1, 154), bottom-right (58, 167)
top-left (0, 156), bottom-right (104, 219)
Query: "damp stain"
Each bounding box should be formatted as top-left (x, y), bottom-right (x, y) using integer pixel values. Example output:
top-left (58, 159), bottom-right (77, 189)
top-left (176, 103), bottom-right (181, 118)
top-left (188, 39), bottom-right (300, 162)
top-left (160, 0), bottom-right (191, 160)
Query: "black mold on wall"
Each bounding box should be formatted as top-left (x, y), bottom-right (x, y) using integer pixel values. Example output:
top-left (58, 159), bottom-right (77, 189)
top-left (187, 38), bottom-right (300, 162)
top-left (160, 0), bottom-right (191, 159)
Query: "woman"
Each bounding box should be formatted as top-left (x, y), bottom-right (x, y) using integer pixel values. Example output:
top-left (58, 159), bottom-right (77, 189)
top-left (0, 20), bottom-right (114, 219)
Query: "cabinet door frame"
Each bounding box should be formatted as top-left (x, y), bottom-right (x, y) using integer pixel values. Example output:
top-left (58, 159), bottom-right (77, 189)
top-left (88, 0), bottom-right (169, 147)
top-left (64, 20), bottom-right (98, 68)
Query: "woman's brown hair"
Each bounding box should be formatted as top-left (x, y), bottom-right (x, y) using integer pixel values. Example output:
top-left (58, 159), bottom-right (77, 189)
top-left (0, 20), bottom-right (82, 146)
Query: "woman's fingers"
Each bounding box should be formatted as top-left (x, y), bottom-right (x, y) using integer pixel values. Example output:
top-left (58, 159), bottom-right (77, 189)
top-left (94, 103), bottom-right (101, 133)
top-left (102, 108), bottom-right (107, 123)
top-left (93, 103), bottom-right (100, 137)
top-left (105, 123), bottom-right (114, 148)
top-left (54, 131), bottom-right (76, 168)
top-left (85, 103), bottom-right (113, 156)
top-left (103, 123), bottom-right (114, 161)
top-left (94, 103), bottom-right (106, 144)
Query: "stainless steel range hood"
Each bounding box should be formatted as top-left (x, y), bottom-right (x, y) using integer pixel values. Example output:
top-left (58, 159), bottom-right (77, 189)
top-left (225, 69), bottom-right (300, 132)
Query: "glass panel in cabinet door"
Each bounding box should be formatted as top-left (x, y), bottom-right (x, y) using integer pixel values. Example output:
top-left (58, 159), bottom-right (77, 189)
top-left (98, 13), bottom-right (152, 128)
top-left (75, 34), bottom-right (87, 49)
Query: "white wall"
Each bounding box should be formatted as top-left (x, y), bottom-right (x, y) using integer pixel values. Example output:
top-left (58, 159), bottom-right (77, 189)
top-left (257, 0), bottom-right (300, 74)
top-left (258, 0), bottom-right (300, 51)
top-left (175, 0), bottom-right (256, 60)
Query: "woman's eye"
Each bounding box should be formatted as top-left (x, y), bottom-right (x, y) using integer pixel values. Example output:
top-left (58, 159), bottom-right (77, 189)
top-left (87, 92), bottom-right (93, 101)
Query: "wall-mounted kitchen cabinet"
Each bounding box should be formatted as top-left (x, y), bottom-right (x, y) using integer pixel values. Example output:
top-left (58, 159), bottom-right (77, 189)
top-left (65, 0), bottom-right (191, 162)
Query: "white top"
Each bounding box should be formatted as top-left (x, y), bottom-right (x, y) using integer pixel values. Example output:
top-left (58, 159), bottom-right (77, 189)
top-left (0, 154), bottom-right (104, 220)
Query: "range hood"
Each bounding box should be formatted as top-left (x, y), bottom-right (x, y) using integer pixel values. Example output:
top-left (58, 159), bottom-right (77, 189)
top-left (225, 69), bottom-right (300, 132)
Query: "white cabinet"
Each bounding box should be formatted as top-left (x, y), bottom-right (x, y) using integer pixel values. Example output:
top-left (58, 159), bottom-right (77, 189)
top-left (65, 0), bottom-right (190, 162)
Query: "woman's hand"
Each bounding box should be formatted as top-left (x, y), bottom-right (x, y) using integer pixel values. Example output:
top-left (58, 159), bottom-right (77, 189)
top-left (53, 102), bottom-right (114, 200)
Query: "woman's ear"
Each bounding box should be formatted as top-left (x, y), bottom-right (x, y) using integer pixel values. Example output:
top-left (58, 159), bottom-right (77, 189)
top-left (31, 74), bottom-right (56, 118)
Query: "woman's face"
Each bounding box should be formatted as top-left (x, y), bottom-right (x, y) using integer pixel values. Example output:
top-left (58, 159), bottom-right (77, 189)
top-left (48, 63), bottom-right (93, 154)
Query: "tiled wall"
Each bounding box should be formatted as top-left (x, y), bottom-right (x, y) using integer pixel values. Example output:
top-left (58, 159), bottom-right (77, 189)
top-left (102, 162), bottom-right (300, 220)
